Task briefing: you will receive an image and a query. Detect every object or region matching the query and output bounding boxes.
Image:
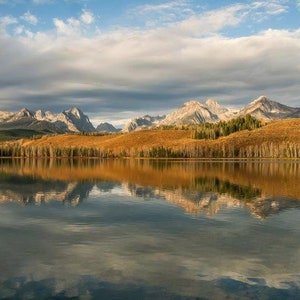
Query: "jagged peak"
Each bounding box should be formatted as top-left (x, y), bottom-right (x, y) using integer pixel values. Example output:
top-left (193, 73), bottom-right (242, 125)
top-left (17, 108), bottom-right (34, 117)
top-left (19, 107), bottom-right (32, 113)
top-left (183, 100), bottom-right (202, 107)
top-left (252, 95), bottom-right (271, 104)
top-left (67, 106), bottom-right (82, 114)
top-left (35, 109), bottom-right (45, 115)
top-left (98, 122), bottom-right (112, 126)
top-left (65, 107), bottom-right (83, 119)
top-left (205, 99), bottom-right (221, 108)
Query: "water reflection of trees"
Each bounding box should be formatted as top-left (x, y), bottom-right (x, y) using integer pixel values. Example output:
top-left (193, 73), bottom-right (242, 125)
top-left (0, 158), bottom-right (299, 218)
top-left (194, 177), bottom-right (261, 200)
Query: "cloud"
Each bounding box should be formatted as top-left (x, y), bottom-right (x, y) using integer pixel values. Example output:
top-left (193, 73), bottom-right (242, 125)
top-left (0, 15), bottom-right (18, 28)
top-left (80, 9), bottom-right (94, 25)
top-left (169, 4), bottom-right (247, 36)
top-left (249, 0), bottom-right (289, 22)
top-left (14, 25), bottom-right (24, 35)
top-left (252, 0), bottom-right (288, 15)
top-left (0, 3), bottom-right (299, 123)
top-left (137, 0), bottom-right (189, 13)
top-left (128, 0), bottom-right (289, 31)
top-left (53, 17), bottom-right (81, 36)
top-left (1, 177), bottom-right (300, 297)
top-left (129, 0), bottom-right (195, 27)
top-left (53, 9), bottom-right (94, 36)
top-left (21, 11), bottom-right (38, 25)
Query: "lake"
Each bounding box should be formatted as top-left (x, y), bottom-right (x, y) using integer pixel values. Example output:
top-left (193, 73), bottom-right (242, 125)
top-left (0, 158), bottom-right (299, 299)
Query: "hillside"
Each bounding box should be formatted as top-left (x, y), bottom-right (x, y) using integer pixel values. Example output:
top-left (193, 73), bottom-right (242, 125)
top-left (0, 129), bottom-right (44, 141)
top-left (1, 118), bottom-right (299, 159)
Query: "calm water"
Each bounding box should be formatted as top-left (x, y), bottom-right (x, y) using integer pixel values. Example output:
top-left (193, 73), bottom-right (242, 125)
top-left (0, 159), bottom-right (300, 300)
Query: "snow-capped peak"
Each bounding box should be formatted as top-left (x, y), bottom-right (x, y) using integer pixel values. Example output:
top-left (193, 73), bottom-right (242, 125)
top-left (183, 100), bottom-right (203, 107)
top-left (66, 107), bottom-right (83, 119)
top-left (252, 95), bottom-right (270, 103)
top-left (0, 106), bottom-right (95, 133)
top-left (239, 96), bottom-right (298, 120)
top-left (205, 99), bottom-right (229, 116)
top-left (205, 99), bottom-right (220, 108)
top-left (34, 109), bottom-right (46, 120)
top-left (16, 108), bottom-right (35, 118)
top-left (160, 100), bottom-right (218, 126)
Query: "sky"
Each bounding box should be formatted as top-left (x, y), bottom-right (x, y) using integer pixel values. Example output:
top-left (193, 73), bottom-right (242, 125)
top-left (0, 0), bottom-right (299, 127)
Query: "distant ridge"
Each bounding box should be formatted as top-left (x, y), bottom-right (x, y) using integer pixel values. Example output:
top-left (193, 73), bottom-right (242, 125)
top-left (96, 122), bottom-right (120, 133)
top-left (0, 107), bottom-right (95, 133)
top-left (0, 96), bottom-right (299, 134)
top-left (122, 96), bottom-right (300, 131)
top-left (123, 115), bottom-right (165, 132)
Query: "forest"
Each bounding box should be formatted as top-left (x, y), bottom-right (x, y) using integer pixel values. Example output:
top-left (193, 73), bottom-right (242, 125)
top-left (191, 114), bottom-right (262, 139)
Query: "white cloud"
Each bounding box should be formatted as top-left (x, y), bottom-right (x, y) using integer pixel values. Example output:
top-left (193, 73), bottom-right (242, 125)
top-left (21, 11), bottom-right (38, 25)
top-left (0, 15), bottom-right (18, 35)
top-left (0, 3), bottom-right (299, 117)
top-left (170, 4), bottom-right (247, 36)
top-left (0, 15), bottom-right (18, 28)
top-left (53, 9), bottom-right (94, 37)
top-left (138, 0), bottom-right (187, 13)
top-left (252, 1), bottom-right (287, 14)
top-left (130, 1), bottom-right (290, 32)
top-left (53, 17), bottom-right (81, 36)
top-left (80, 9), bottom-right (94, 25)
top-left (129, 0), bottom-right (195, 27)
top-left (14, 25), bottom-right (24, 35)
top-left (251, 1), bottom-right (289, 21)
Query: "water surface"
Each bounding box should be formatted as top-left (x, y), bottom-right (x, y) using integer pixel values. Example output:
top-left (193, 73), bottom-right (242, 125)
top-left (0, 159), bottom-right (299, 299)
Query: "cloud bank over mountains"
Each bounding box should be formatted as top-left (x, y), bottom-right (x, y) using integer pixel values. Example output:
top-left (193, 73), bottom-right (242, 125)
top-left (0, 0), bottom-right (299, 125)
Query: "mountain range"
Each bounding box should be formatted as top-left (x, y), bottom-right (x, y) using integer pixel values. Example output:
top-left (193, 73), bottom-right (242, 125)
top-left (0, 96), bottom-right (299, 135)
top-left (122, 96), bottom-right (300, 132)
top-left (0, 107), bottom-right (95, 134)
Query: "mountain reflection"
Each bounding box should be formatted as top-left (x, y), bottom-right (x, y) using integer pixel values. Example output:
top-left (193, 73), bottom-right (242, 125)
top-left (0, 158), bottom-right (299, 218)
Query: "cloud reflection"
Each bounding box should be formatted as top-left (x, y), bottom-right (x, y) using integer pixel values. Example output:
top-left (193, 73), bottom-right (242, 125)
top-left (0, 159), bottom-right (300, 298)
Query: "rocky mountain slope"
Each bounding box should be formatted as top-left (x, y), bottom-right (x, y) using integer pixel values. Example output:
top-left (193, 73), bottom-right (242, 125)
top-left (122, 115), bottom-right (165, 132)
top-left (159, 99), bottom-right (238, 126)
top-left (123, 96), bottom-right (299, 131)
top-left (238, 96), bottom-right (299, 120)
top-left (96, 122), bottom-right (120, 133)
top-left (0, 107), bottom-right (95, 133)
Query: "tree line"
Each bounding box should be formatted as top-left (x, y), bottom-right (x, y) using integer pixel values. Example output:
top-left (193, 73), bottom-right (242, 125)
top-left (192, 114), bottom-right (262, 139)
top-left (0, 140), bottom-right (298, 159)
